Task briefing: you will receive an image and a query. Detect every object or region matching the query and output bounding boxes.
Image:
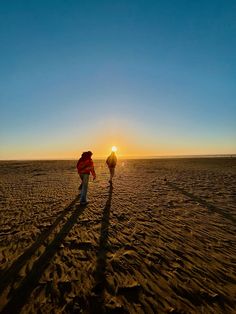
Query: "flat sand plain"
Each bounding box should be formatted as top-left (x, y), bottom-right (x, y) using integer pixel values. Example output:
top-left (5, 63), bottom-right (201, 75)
top-left (0, 158), bottom-right (235, 313)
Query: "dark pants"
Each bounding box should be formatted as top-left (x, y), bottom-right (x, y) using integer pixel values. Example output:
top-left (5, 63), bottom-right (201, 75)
top-left (109, 167), bottom-right (115, 181)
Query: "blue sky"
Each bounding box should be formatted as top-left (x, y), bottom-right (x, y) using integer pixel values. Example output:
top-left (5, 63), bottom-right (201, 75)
top-left (0, 0), bottom-right (235, 159)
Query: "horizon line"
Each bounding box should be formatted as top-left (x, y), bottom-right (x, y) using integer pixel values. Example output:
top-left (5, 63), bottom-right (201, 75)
top-left (1, 153), bottom-right (236, 162)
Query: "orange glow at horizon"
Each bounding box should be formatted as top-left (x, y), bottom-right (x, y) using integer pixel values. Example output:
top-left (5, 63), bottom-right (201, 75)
top-left (1, 115), bottom-right (233, 160)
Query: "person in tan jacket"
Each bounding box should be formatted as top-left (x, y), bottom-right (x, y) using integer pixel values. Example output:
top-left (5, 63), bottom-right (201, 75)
top-left (106, 151), bottom-right (117, 184)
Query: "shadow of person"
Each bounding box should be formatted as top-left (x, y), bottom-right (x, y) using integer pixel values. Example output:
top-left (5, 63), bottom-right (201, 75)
top-left (0, 195), bottom-right (80, 296)
top-left (90, 184), bottom-right (113, 313)
top-left (1, 202), bottom-right (85, 314)
top-left (166, 180), bottom-right (236, 224)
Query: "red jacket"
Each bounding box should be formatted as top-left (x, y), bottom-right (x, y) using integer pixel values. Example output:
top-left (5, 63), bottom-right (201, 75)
top-left (77, 158), bottom-right (96, 176)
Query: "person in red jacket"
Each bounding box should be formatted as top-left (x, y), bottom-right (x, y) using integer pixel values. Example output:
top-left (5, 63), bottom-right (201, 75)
top-left (77, 151), bottom-right (96, 205)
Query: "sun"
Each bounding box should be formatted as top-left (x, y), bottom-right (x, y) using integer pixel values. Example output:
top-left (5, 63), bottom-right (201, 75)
top-left (111, 146), bottom-right (117, 152)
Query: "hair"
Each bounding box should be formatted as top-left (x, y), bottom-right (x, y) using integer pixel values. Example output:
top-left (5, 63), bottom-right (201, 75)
top-left (80, 151), bottom-right (93, 160)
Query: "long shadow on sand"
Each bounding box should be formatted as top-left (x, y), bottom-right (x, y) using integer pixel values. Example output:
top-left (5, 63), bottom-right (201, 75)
top-left (1, 199), bottom-right (86, 314)
top-left (166, 180), bottom-right (236, 225)
top-left (90, 184), bottom-right (113, 313)
top-left (0, 195), bottom-right (80, 295)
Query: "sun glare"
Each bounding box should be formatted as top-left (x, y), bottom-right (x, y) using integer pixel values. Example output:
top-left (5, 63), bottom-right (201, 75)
top-left (111, 146), bottom-right (117, 152)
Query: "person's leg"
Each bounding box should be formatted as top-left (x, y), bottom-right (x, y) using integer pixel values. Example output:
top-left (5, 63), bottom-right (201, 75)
top-left (109, 167), bottom-right (115, 182)
top-left (111, 167), bottom-right (115, 180)
top-left (80, 174), bottom-right (89, 204)
top-left (79, 174), bottom-right (83, 190)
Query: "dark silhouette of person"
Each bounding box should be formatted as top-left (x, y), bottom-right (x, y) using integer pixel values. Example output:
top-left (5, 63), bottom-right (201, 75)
top-left (106, 151), bottom-right (117, 184)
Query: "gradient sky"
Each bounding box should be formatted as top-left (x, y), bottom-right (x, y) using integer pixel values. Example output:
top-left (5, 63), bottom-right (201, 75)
top-left (0, 0), bottom-right (236, 159)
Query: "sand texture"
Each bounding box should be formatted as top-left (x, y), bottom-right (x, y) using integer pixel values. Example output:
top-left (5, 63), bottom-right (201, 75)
top-left (0, 158), bottom-right (236, 313)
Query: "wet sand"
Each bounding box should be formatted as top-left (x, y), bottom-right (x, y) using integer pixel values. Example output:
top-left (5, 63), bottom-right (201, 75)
top-left (0, 158), bottom-right (236, 313)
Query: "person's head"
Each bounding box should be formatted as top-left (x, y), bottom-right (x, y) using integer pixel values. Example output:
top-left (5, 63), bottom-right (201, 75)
top-left (87, 151), bottom-right (93, 158)
top-left (81, 151), bottom-right (92, 160)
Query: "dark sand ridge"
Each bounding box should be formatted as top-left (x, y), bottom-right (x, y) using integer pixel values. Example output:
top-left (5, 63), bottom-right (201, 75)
top-left (0, 158), bottom-right (235, 313)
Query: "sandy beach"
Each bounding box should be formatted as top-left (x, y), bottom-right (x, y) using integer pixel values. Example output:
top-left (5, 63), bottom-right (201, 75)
top-left (0, 158), bottom-right (235, 313)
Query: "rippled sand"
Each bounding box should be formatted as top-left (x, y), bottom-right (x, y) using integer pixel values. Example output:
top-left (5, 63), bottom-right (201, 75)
top-left (0, 158), bottom-right (236, 313)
